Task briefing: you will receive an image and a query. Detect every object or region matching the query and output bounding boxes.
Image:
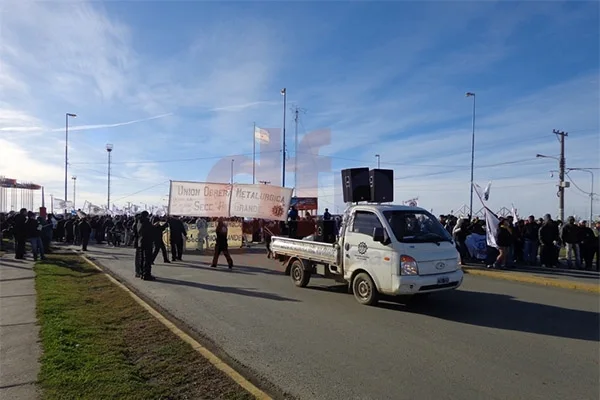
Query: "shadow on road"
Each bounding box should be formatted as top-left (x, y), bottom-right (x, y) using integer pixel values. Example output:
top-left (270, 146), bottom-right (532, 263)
top-left (157, 277), bottom-right (301, 302)
top-left (388, 290), bottom-right (600, 342)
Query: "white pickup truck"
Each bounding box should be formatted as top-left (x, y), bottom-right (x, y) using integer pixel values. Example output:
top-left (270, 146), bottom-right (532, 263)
top-left (271, 204), bottom-right (464, 306)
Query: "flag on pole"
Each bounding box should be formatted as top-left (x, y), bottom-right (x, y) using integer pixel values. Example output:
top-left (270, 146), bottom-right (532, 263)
top-left (254, 126), bottom-right (270, 143)
top-left (483, 206), bottom-right (500, 249)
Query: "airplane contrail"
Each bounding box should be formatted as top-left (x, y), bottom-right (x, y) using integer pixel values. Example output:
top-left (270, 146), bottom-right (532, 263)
top-left (51, 113), bottom-right (173, 132)
top-left (0, 113), bottom-right (173, 133)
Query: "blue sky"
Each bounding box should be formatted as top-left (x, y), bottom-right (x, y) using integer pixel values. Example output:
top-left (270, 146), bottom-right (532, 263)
top-left (0, 0), bottom-right (598, 218)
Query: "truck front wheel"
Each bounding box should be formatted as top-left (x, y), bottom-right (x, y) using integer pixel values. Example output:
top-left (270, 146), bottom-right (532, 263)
top-left (290, 259), bottom-right (311, 287)
top-left (352, 272), bottom-right (379, 306)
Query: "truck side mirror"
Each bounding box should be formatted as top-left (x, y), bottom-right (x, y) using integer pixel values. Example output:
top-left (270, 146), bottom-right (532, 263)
top-left (372, 227), bottom-right (388, 244)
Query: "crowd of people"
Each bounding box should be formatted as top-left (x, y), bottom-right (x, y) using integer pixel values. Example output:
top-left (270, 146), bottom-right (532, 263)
top-left (0, 209), bottom-right (236, 281)
top-left (2, 207), bottom-right (598, 274)
top-left (444, 213), bottom-right (600, 271)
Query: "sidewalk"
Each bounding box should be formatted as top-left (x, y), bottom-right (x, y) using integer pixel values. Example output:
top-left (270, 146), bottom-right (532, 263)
top-left (0, 255), bottom-right (40, 400)
top-left (462, 261), bottom-right (599, 293)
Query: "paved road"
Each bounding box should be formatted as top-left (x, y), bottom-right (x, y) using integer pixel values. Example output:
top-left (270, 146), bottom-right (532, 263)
top-left (83, 246), bottom-right (599, 400)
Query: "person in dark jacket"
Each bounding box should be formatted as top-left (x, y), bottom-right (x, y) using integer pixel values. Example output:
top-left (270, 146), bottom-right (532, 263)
top-left (151, 217), bottom-right (170, 264)
top-left (578, 221), bottom-right (597, 270)
top-left (132, 214), bottom-right (142, 277)
top-left (561, 216), bottom-right (580, 268)
top-left (79, 217), bottom-right (92, 251)
top-left (167, 216), bottom-right (186, 261)
top-left (13, 208), bottom-right (28, 259)
top-left (522, 215), bottom-right (540, 265)
top-left (25, 212), bottom-right (45, 261)
top-left (137, 211), bottom-right (155, 280)
top-left (539, 214), bottom-right (560, 268)
top-left (210, 218), bottom-right (233, 269)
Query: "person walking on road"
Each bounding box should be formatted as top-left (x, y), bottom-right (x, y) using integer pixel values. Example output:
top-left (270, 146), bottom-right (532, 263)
top-left (151, 217), bottom-right (170, 264)
top-left (210, 218), bottom-right (233, 269)
top-left (132, 214), bottom-right (142, 277)
top-left (168, 216), bottom-right (186, 261)
top-left (137, 211), bottom-right (155, 280)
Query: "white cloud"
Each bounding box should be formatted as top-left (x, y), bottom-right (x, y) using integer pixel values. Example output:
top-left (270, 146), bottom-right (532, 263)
top-left (0, 1), bottom-right (597, 220)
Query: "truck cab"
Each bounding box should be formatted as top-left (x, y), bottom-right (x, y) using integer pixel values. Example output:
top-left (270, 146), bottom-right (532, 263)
top-left (341, 204), bottom-right (463, 305)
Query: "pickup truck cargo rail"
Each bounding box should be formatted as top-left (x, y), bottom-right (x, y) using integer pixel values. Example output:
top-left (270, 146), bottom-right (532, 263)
top-left (270, 236), bottom-right (339, 266)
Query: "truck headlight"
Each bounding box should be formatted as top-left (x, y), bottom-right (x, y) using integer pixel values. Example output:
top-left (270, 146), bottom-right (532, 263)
top-left (400, 255), bottom-right (419, 275)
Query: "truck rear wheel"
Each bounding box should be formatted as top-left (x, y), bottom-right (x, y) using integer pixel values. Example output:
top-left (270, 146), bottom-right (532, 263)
top-left (290, 259), bottom-right (310, 287)
top-left (352, 272), bottom-right (379, 306)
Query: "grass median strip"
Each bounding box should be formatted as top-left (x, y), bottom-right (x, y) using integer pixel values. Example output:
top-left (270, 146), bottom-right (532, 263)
top-left (35, 254), bottom-right (254, 400)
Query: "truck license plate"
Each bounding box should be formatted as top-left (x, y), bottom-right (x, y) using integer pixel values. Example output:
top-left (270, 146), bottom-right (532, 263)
top-left (437, 276), bottom-right (450, 285)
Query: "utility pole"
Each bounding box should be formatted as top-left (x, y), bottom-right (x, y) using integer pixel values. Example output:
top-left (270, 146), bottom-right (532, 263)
top-left (554, 129), bottom-right (568, 222)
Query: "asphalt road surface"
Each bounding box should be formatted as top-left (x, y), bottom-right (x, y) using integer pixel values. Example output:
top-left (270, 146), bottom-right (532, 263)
top-left (83, 246), bottom-right (599, 400)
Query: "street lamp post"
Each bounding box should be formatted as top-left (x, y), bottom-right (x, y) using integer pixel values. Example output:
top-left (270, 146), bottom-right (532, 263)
top-left (64, 113), bottom-right (77, 214)
top-left (375, 154), bottom-right (380, 169)
top-left (567, 168), bottom-right (596, 223)
top-left (72, 176), bottom-right (77, 211)
top-left (106, 144), bottom-right (113, 211)
top-left (465, 92), bottom-right (476, 219)
top-left (281, 88), bottom-right (287, 187)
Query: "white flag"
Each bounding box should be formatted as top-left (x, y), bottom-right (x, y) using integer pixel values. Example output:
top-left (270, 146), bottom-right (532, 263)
top-left (254, 126), bottom-right (270, 143)
top-left (484, 206), bottom-right (500, 249)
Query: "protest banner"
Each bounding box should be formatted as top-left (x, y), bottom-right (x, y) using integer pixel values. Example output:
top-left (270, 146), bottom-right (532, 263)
top-left (168, 181), bottom-right (293, 221)
top-left (168, 181), bottom-right (231, 217)
top-left (229, 184), bottom-right (293, 221)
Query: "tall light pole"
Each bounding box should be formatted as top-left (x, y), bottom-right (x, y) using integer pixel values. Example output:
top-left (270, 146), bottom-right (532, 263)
top-left (465, 92), bottom-right (476, 218)
top-left (106, 144), bottom-right (113, 211)
top-left (281, 88), bottom-right (287, 187)
top-left (64, 113), bottom-right (77, 214)
top-left (567, 168), bottom-right (597, 223)
top-left (72, 176), bottom-right (77, 210)
top-left (375, 154), bottom-right (380, 169)
top-left (230, 159), bottom-right (234, 184)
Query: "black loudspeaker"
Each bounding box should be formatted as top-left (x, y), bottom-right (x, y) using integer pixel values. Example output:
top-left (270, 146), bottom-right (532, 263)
top-left (315, 220), bottom-right (336, 243)
top-left (369, 169), bottom-right (394, 203)
top-left (341, 168), bottom-right (371, 203)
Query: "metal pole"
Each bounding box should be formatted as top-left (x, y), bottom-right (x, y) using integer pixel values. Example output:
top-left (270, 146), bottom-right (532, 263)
top-left (108, 150), bottom-right (111, 210)
top-left (294, 107), bottom-right (298, 190)
top-left (281, 88), bottom-right (287, 187)
top-left (72, 177), bottom-right (76, 210)
top-left (468, 93), bottom-right (476, 219)
top-left (376, 154), bottom-right (380, 169)
top-left (591, 172), bottom-right (594, 223)
top-left (231, 159), bottom-right (234, 184)
top-left (64, 113), bottom-right (68, 215)
top-left (50, 194), bottom-right (53, 214)
top-left (252, 122), bottom-right (256, 185)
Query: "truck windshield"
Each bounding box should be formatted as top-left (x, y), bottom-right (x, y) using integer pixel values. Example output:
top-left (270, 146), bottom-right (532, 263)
top-left (382, 210), bottom-right (452, 244)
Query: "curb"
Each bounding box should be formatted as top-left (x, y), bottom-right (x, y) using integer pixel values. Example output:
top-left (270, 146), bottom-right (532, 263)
top-left (78, 253), bottom-right (273, 400)
top-left (462, 267), bottom-right (600, 294)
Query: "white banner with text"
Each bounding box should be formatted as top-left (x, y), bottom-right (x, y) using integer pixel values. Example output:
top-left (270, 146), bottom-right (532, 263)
top-left (168, 181), bottom-right (293, 221)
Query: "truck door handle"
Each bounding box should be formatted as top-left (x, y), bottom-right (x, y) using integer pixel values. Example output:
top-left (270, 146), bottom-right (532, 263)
top-left (345, 243), bottom-right (350, 251)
